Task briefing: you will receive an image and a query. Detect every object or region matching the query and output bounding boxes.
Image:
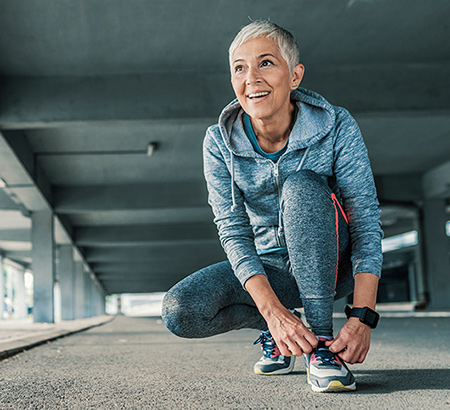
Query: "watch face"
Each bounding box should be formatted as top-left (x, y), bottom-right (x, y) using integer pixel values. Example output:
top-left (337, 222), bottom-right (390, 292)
top-left (364, 308), bottom-right (379, 327)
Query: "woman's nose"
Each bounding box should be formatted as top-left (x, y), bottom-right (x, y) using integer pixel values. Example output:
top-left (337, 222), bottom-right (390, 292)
top-left (245, 66), bottom-right (261, 85)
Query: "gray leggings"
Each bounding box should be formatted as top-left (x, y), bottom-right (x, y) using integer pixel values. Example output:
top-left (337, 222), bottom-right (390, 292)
top-left (162, 170), bottom-right (354, 338)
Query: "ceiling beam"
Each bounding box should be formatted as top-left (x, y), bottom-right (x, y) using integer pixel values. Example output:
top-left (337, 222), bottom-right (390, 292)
top-left (101, 276), bottom-right (186, 294)
top-left (84, 242), bottom-right (224, 262)
top-left (3, 250), bottom-right (32, 260)
top-left (423, 160), bottom-right (450, 199)
top-left (93, 257), bottom-right (223, 275)
top-left (306, 63), bottom-right (450, 116)
top-left (375, 174), bottom-right (423, 203)
top-left (0, 229), bottom-right (30, 242)
top-left (376, 160), bottom-right (450, 202)
top-left (1, 131), bottom-right (53, 207)
top-left (54, 182), bottom-right (208, 212)
top-left (97, 270), bottom-right (194, 279)
top-left (382, 219), bottom-right (417, 238)
top-left (1, 64), bottom-right (449, 129)
top-left (0, 131), bottom-right (48, 212)
top-left (0, 190), bottom-right (19, 210)
top-left (75, 223), bottom-right (218, 246)
top-left (0, 73), bottom-right (224, 129)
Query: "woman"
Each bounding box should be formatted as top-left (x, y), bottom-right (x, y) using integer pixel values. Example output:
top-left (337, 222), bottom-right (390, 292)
top-left (162, 20), bottom-right (382, 393)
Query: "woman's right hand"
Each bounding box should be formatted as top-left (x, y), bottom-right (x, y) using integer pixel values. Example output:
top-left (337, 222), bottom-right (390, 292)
top-left (265, 306), bottom-right (318, 357)
top-left (244, 274), bottom-right (318, 356)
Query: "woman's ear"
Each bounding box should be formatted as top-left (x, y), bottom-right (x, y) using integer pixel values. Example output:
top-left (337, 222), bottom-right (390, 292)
top-left (291, 64), bottom-right (305, 90)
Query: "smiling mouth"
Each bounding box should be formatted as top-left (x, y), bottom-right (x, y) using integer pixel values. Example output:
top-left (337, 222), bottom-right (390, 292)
top-left (248, 91), bottom-right (270, 99)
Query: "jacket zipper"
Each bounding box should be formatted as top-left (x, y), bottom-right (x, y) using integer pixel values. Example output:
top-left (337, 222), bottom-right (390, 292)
top-left (272, 161), bottom-right (285, 247)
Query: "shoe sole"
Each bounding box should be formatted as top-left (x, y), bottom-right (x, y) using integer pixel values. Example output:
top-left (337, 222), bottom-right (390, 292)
top-left (254, 356), bottom-right (296, 375)
top-left (307, 369), bottom-right (356, 392)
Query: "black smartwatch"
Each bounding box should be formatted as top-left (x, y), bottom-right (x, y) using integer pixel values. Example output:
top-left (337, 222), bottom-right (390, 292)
top-left (345, 305), bottom-right (380, 329)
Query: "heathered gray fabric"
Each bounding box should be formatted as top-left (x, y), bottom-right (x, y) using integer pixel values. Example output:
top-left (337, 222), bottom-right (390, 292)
top-left (203, 87), bottom-right (383, 287)
top-left (162, 171), bottom-right (354, 337)
top-left (282, 170), bottom-right (352, 335)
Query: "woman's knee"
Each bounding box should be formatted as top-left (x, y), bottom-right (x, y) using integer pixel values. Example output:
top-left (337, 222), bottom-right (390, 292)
top-left (161, 261), bottom-right (240, 338)
top-left (161, 285), bottom-right (199, 338)
top-left (283, 170), bottom-right (329, 200)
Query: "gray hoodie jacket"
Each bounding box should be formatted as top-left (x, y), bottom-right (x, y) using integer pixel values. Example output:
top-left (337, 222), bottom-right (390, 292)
top-left (203, 87), bottom-right (383, 287)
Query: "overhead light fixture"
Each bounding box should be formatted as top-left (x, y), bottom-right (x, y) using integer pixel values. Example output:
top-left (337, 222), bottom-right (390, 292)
top-left (0, 178), bottom-right (7, 188)
top-left (147, 142), bottom-right (158, 157)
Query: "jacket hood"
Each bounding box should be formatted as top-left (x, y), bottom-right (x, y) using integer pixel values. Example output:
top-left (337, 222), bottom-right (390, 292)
top-left (217, 87), bottom-right (336, 157)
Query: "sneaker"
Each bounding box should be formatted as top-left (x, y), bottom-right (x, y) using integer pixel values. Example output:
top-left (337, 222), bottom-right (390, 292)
top-left (304, 339), bottom-right (356, 392)
top-left (253, 330), bottom-right (295, 375)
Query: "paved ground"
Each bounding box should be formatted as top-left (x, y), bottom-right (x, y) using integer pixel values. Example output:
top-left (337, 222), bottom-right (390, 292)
top-left (0, 315), bottom-right (449, 409)
top-left (0, 315), bottom-right (113, 360)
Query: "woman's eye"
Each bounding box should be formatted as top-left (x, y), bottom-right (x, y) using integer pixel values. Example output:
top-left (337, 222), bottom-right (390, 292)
top-left (234, 65), bottom-right (243, 73)
top-left (261, 60), bottom-right (273, 67)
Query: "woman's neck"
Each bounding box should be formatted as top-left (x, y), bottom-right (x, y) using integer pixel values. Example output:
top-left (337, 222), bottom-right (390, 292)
top-left (250, 102), bottom-right (296, 153)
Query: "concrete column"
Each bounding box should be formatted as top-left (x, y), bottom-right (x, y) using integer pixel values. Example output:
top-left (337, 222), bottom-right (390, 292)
top-left (14, 267), bottom-right (27, 319)
top-left (96, 285), bottom-right (103, 316)
top-left (0, 255), bottom-right (4, 319)
top-left (423, 199), bottom-right (450, 309)
top-left (74, 261), bottom-right (85, 319)
top-left (91, 282), bottom-right (99, 316)
top-left (97, 287), bottom-right (103, 316)
top-left (53, 249), bottom-right (61, 322)
top-left (31, 210), bottom-right (55, 323)
top-left (53, 281), bottom-right (62, 322)
top-left (5, 265), bottom-right (14, 317)
top-left (90, 276), bottom-right (96, 317)
top-left (100, 290), bottom-right (105, 315)
top-left (100, 291), bottom-right (106, 315)
top-left (414, 216), bottom-right (428, 306)
top-left (90, 280), bottom-right (96, 316)
top-left (58, 245), bottom-right (75, 320)
top-left (407, 261), bottom-right (418, 303)
top-left (84, 270), bottom-right (91, 318)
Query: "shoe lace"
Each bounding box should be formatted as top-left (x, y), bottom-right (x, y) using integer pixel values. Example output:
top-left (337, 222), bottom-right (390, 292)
top-left (253, 330), bottom-right (280, 358)
top-left (313, 341), bottom-right (340, 368)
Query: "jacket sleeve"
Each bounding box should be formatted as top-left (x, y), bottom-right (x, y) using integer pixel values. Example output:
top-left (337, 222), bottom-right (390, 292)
top-left (203, 127), bottom-right (267, 288)
top-left (333, 109), bottom-right (384, 277)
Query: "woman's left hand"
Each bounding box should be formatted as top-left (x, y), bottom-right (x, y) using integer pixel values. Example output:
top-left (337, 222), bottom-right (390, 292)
top-left (325, 317), bottom-right (371, 364)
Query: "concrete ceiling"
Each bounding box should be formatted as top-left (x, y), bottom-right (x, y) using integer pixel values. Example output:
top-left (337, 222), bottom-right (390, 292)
top-left (0, 0), bottom-right (449, 294)
top-left (1, 0), bottom-right (449, 75)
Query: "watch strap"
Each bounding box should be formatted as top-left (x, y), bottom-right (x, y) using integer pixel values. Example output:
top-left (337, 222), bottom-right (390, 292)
top-left (345, 305), bottom-right (379, 329)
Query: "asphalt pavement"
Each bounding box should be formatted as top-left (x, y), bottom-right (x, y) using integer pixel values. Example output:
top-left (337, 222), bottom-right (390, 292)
top-left (0, 315), bottom-right (113, 360)
top-left (0, 314), bottom-right (449, 409)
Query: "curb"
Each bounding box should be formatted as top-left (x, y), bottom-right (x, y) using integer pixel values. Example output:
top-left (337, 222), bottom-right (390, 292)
top-left (0, 315), bottom-right (115, 361)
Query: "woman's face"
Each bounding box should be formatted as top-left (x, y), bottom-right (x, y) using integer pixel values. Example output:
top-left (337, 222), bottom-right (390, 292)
top-left (230, 37), bottom-right (303, 123)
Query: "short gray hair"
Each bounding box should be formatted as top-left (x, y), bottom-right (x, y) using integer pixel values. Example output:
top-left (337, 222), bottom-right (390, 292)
top-left (229, 20), bottom-right (300, 73)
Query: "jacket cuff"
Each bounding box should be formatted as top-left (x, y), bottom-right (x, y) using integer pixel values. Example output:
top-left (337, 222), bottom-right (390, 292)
top-left (353, 259), bottom-right (382, 278)
top-left (234, 258), bottom-right (267, 289)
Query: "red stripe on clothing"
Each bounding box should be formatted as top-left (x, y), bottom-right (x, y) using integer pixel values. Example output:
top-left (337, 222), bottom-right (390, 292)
top-left (330, 193), bottom-right (348, 295)
top-left (331, 193), bottom-right (349, 224)
top-left (331, 194), bottom-right (340, 295)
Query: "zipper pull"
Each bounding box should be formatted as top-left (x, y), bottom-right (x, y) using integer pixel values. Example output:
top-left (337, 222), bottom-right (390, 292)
top-left (273, 163), bottom-right (279, 177)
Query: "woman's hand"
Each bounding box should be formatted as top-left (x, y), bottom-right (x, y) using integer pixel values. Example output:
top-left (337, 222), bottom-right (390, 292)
top-left (244, 274), bottom-right (317, 357)
top-left (265, 306), bottom-right (318, 357)
top-left (326, 272), bottom-right (378, 364)
top-left (325, 318), bottom-right (371, 363)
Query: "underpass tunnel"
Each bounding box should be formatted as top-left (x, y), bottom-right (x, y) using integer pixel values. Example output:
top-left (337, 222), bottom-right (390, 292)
top-left (0, 1), bottom-right (449, 323)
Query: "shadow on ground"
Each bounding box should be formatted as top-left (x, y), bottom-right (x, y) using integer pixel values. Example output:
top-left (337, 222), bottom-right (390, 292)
top-left (354, 368), bottom-right (450, 393)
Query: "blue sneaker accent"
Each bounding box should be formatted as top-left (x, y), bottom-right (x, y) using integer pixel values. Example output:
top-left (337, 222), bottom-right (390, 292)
top-left (253, 330), bottom-right (279, 358)
top-left (253, 330), bottom-right (295, 375)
